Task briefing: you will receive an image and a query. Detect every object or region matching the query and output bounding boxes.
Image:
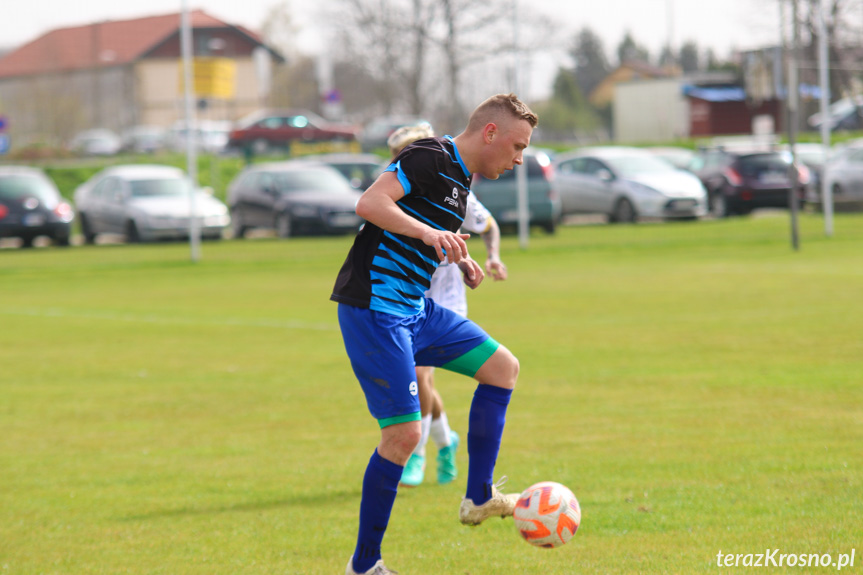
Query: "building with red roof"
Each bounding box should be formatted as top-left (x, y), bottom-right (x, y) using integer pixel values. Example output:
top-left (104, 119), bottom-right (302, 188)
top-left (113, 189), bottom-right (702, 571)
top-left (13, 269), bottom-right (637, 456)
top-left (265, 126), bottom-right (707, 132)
top-left (0, 10), bottom-right (284, 148)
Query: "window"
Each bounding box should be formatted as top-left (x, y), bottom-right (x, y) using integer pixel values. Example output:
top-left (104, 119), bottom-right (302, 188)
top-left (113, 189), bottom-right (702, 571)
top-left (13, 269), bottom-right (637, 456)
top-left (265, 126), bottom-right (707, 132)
top-left (258, 117), bottom-right (283, 130)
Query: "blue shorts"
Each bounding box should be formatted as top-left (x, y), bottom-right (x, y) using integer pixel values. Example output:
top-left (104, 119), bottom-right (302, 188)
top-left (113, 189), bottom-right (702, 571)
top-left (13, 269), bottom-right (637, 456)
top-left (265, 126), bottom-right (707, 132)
top-left (337, 299), bottom-right (499, 428)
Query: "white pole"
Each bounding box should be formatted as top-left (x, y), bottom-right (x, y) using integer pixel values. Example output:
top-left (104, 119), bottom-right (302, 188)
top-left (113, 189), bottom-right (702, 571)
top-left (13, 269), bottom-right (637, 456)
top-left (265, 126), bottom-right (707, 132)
top-left (818, 0), bottom-right (834, 236)
top-left (513, 0), bottom-right (529, 248)
top-left (181, 0), bottom-right (200, 262)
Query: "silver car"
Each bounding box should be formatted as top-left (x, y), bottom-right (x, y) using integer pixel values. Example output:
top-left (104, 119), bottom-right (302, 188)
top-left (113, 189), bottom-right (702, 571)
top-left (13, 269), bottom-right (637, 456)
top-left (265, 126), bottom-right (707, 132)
top-left (820, 144), bottom-right (863, 211)
top-left (74, 165), bottom-right (230, 243)
top-left (553, 147), bottom-right (708, 223)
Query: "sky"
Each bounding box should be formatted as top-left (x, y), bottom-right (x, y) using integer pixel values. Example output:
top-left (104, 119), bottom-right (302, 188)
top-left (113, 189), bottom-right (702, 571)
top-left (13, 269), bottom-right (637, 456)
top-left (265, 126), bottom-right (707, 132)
top-left (1, 0), bottom-right (784, 98)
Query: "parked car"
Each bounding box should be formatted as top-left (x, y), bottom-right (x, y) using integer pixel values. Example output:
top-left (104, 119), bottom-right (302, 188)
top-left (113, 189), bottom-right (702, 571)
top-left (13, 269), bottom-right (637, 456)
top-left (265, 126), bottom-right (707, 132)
top-left (121, 125), bottom-right (167, 154)
top-left (227, 110), bottom-right (360, 155)
top-left (226, 161), bottom-right (363, 238)
top-left (74, 165), bottom-right (230, 243)
top-left (300, 153), bottom-right (385, 190)
top-left (645, 146), bottom-right (696, 170)
top-left (0, 166), bottom-right (74, 247)
top-left (69, 129), bottom-right (122, 156)
top-left (167, 120), bottom-right (231, 154)
top-left (688, 148), bottom-right (808, 217)
top-left (359, 116), bottom-right (432, 152)
top-left (790, 142), bottom-right (829, 204)
top-left (820, 144), bottom-right (863, 211)
top-left (807, 95), bottom-right (863, 131)
top-left (470, 149), bottom-right (561, 234)
top-left (552, 147), bottom-right (708, 223)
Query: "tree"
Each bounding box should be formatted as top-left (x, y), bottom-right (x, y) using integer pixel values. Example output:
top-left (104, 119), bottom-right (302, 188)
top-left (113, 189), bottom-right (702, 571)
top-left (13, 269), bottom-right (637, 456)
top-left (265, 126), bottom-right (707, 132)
top-left (798, 0), bottom-right (863, 103)
top-left (330, 0), bottom-right (557, 129)
top-left (532, 66), bottom-right (601, 140)
top-left (679, 41), bottom-right (700, 73)
top-left (571, 27), bottom-right (610, 101)
top-left (657, 45), bottom-right (675, 69)
top-left (616, 31), bottom-right (649, 65)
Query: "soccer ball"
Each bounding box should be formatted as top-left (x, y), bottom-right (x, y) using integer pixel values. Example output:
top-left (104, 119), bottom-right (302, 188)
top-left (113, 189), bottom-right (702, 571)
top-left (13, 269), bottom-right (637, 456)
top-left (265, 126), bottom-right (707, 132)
top-left (513, 481), bottom-right (581, 548)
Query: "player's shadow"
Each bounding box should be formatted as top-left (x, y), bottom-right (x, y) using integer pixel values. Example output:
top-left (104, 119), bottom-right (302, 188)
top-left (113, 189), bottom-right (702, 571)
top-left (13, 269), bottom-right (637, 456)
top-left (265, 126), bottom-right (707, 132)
top-left (119, 488), bottom-right (362, 522)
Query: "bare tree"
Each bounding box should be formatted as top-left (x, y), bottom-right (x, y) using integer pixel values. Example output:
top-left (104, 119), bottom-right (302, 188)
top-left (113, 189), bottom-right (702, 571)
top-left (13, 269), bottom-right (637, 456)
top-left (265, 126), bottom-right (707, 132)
top-left (331, 0), bottom-right (558, 128)
top-left (798, 0), bottom-right (863, 100)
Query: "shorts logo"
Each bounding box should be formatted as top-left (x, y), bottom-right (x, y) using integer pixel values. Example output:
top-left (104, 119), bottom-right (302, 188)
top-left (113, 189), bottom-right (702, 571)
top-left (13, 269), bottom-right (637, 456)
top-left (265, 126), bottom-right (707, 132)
top-left (409, 381), bottom-right (418, 396)
top-left (445, 187), bottom-right (459, 207)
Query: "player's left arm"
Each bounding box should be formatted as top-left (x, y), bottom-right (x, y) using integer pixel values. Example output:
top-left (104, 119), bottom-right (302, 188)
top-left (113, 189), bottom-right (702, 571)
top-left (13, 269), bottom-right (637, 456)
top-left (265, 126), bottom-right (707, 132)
top-left (464, 192), bottom-right (507, 281)
top-left (480, 217), bottom-right (507, 281)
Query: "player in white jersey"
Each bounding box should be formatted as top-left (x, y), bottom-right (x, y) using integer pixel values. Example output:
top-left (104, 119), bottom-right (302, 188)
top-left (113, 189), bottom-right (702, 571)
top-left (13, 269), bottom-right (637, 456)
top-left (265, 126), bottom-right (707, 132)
top-left (387, 125), bottom-right (508, 487)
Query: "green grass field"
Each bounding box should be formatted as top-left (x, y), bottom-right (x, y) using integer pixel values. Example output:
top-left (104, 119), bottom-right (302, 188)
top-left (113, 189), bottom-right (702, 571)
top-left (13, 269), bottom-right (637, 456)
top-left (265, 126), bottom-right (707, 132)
top-left (2, 213), bottom-right (861, 574)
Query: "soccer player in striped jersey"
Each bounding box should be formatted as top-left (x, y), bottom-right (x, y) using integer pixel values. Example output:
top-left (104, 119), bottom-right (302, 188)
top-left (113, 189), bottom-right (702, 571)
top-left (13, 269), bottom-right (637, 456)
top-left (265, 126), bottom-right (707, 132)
top-left (384, 123), bottom-right (509, 490)
top-left (332, 94), bottom-right (537, 575)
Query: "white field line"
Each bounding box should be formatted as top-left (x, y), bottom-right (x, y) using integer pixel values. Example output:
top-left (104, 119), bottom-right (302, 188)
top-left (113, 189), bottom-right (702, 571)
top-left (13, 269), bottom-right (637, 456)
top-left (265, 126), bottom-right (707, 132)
top-left (2, 307), bottom-right (337, 332)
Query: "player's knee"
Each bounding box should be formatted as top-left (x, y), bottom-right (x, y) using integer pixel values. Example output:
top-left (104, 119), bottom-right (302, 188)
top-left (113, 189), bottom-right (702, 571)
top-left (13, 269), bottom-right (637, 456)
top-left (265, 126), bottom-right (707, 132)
top-left (506, 353), bottom-right (520, 388)
top-left (380, 421), bottom-right (422, 464)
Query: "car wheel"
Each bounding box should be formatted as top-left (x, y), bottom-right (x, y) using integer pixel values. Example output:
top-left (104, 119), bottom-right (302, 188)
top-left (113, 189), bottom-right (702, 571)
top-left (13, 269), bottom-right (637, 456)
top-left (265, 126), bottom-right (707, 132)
top-left (231, 209), bottom-right (247, 239)
top-left (54, 235), bottom-right (71, 247)
top-left (19, 236), bottom-right (35, 248)
top-left (126, 220), bottom-right (141, 243)
top-left (612, 198), bottom-right (637, 224)
top-left (541, 219), bottom-right (557, 234)
top-left (710, 192), bottom-right (729, 218)
top-left (276, 212), bottom-right (293, 238)
top-left (80, 214), bottom-right (97, 244)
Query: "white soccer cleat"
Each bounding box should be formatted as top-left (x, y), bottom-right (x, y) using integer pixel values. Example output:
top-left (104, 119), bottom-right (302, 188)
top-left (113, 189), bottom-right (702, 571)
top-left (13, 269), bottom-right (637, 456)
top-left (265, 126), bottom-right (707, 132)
top-left (459, 476), bottom-right (519, 526)
top-left (345, 558), bottom-right (398, 575)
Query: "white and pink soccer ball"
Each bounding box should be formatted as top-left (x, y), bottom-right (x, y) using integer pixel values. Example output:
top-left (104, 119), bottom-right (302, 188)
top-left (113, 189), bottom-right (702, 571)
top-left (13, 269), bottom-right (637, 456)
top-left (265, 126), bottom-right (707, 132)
top-left (513, 481), bottom-right (581, 548)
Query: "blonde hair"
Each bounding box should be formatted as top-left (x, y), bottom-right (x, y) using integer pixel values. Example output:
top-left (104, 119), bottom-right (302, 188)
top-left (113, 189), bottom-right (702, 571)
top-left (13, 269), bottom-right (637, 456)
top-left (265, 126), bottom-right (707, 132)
top-left (465, 93), bottom-right (538, 133)
top-left (387, 123), bottom-right (435, 158)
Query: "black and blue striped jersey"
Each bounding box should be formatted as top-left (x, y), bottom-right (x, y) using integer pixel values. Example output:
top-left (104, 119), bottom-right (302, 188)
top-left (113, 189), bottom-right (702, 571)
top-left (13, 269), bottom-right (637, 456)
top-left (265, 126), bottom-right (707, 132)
top-left (330, 136), bottom-right (472, 317)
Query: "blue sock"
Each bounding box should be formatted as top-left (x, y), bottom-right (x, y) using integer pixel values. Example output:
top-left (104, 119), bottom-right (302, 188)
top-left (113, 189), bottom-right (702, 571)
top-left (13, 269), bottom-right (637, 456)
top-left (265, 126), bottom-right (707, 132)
top-left (465, 384), bottom-right (513, 505)
top-left (352, 449), bottom-right (402, 573)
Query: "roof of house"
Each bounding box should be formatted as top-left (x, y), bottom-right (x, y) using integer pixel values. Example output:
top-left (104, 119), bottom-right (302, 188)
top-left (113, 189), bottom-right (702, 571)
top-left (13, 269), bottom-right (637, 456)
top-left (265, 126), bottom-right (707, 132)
top-left (0, 10), bottom-right (267, 79)
top-left (589, 60), bottom-right (671, 108)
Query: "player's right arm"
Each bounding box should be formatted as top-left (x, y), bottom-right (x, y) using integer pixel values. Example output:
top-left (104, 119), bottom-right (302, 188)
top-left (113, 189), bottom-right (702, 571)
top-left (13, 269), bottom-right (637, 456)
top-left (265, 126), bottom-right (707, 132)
top-left (356, 171), bottom-right (470, 264)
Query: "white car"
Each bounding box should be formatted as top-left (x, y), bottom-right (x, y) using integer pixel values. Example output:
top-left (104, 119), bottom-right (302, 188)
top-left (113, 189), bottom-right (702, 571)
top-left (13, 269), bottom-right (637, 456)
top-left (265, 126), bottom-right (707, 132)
top-left (69, 129), bottom-right (122, 156)
top-left (552, 146), bottom-right (708, 223)
top-left (167, 120), bottom-right (231, 154)
top-left (74, 165), bottom-right (230, 243)
top-left (821, 144), bottom-right (863, 211)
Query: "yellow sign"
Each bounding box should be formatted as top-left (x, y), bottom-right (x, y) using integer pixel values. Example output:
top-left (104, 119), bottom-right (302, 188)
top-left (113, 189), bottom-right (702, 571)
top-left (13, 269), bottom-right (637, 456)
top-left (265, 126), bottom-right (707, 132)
top-left (179, 57), bottom-right (236, 99)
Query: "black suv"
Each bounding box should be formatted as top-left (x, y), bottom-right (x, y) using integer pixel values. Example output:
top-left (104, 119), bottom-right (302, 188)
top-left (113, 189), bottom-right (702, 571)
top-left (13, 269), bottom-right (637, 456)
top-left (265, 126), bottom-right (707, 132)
top-left (688, 148), bottom-right (809, 217)
top-left (0, 166), bottom-right (74, 247)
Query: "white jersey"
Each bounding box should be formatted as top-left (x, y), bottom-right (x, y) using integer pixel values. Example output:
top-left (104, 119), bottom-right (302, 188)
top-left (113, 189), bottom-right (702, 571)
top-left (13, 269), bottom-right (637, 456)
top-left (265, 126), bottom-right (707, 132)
top-left (426, 192), bottom-right (492, 318)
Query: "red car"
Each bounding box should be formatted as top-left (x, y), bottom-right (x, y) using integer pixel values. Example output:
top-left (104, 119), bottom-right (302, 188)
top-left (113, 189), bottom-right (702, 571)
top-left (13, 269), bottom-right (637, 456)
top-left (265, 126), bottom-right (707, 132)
top-left (227, 110), bottom-right (360, 155)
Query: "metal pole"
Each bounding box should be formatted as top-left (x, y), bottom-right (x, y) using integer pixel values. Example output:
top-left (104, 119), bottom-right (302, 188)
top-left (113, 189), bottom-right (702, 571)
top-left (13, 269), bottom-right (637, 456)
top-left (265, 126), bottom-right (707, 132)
top-left (513, 0), bottom-right (529, 248)
top-left (818, 0), bottom-right (834, 236)
top-left (181, 0), bottom-right (200, 262)
top-left (787, 0), bottom-right (800, 251)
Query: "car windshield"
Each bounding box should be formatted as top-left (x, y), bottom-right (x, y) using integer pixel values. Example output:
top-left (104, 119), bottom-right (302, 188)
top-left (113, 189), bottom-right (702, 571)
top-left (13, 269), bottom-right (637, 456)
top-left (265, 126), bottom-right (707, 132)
top-left (738, 154), bottom-right (791, 176)
top-left (603, 155), bottom-right (677, 176)
top-left (0, 175), bottom-right (59, 203)
top-left (129, 178), bottom-right (191, 197)
top-left (274, 169), bottom-right (353, 193)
